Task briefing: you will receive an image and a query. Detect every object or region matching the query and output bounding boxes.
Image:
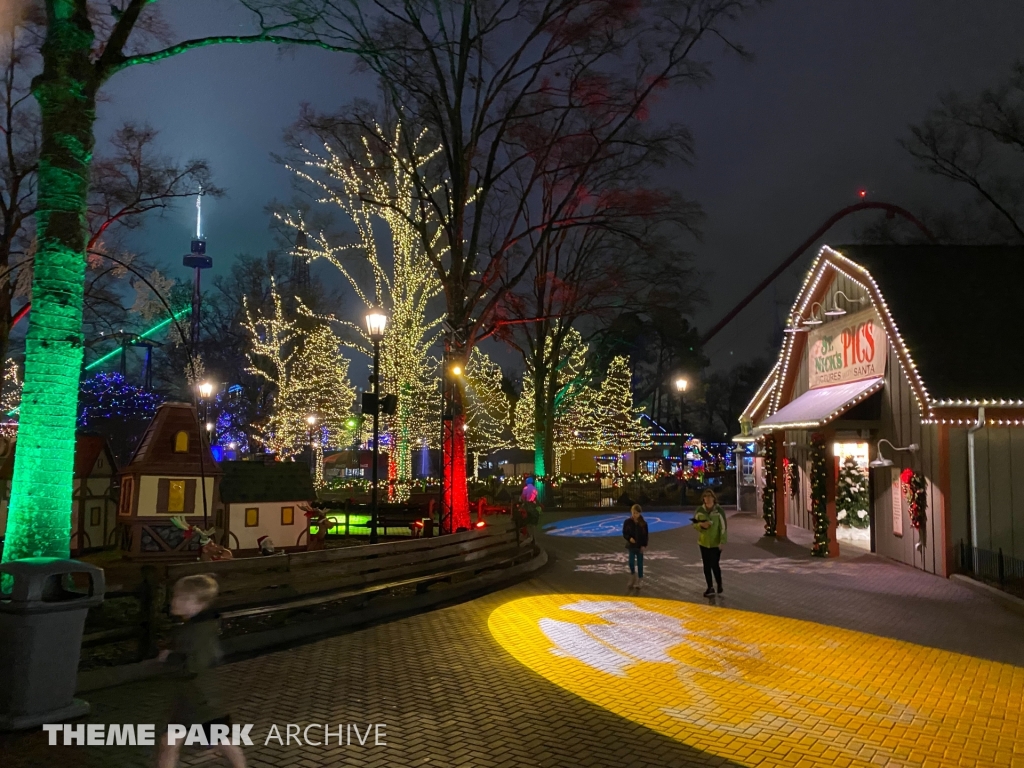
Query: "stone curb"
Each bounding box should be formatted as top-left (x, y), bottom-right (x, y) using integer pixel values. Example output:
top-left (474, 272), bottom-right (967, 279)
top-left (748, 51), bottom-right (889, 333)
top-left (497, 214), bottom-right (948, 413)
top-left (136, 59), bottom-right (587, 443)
top-left (76, 545), bottom-right (548, 694)
top-left (949, 573), bottom-right (1024, 617)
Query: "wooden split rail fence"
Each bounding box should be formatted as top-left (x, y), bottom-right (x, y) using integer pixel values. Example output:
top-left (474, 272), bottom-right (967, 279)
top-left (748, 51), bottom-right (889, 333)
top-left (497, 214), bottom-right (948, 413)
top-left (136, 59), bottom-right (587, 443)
top-left (83, 520), bottom-right (535, 664)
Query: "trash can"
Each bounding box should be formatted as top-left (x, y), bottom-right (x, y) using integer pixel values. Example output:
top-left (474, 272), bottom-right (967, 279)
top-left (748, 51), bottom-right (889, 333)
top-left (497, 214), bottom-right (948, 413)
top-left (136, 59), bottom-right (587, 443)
top-left (0, 557), bottom-right (105, 730)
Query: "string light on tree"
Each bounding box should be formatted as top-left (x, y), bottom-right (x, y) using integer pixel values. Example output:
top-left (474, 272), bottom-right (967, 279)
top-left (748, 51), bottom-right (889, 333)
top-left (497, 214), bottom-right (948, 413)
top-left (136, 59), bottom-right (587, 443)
top-left (761, 436), bottom-right (777, 537)
top-left (281, 123), bottom-right (444, 501)
top-left (464, 347), bottom-right (511, 479)
top-left (513, 327), bottom-right (593, 477)
top-left (587, 355), bottom-right (651, 474)
top-left (243, 281), bottom-right (356, 457)
top-left (810, 433), bottom-right (830, 557)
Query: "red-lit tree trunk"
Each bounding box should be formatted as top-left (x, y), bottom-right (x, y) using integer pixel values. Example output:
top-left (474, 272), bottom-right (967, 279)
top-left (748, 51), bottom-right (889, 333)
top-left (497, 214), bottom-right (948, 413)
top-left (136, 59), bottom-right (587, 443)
top-left (442, 343), bottom-right (470, 531)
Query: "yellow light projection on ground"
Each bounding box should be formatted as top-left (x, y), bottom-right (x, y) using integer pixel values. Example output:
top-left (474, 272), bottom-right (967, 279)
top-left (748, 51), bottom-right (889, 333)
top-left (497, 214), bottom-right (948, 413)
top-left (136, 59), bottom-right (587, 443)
top-left (488, 595), bottom-right (1024, 768)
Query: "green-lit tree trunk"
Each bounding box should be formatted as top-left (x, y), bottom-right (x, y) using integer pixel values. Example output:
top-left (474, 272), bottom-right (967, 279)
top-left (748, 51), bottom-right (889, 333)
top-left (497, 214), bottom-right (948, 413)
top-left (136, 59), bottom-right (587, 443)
top-left (2, 4), bottom-right (95, 562)
top-left (531, 364), bottom-right (547, 496)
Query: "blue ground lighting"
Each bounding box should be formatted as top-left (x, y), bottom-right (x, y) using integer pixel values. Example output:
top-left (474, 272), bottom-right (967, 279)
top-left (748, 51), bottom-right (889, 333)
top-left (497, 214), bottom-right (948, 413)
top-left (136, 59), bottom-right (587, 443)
top-left (543, 512), bottom-right (693, 538)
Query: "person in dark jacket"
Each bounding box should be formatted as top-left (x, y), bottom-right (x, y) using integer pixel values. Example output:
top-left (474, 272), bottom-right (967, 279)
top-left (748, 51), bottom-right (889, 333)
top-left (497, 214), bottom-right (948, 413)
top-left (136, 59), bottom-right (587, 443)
top-left (622, 504), bottom-right (650, 589)
top-left (157, 574), bottom-right (246, 768)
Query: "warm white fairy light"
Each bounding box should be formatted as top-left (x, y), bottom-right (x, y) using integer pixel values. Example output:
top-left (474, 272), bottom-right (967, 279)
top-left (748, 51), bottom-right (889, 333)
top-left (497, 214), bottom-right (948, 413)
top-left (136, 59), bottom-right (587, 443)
top-left (464, 348), bottom-right (511, 478)
top-left (243, 281), bottom-right (356, 457)
top-left (513, 327), bottom-right (594, 461)
top-left (281, 123), bottom-right (446, 497)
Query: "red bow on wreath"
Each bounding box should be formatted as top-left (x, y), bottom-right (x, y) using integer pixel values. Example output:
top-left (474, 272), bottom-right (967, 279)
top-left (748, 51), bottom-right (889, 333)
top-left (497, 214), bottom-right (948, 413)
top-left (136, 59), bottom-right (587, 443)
top-left (900, 468), bottom-right (927, 530)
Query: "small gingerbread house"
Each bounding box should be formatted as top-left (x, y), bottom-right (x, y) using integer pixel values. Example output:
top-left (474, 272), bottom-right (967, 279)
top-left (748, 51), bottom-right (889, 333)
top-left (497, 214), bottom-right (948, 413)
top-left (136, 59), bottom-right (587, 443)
top-left (117, 402), bottom-right (222, 559)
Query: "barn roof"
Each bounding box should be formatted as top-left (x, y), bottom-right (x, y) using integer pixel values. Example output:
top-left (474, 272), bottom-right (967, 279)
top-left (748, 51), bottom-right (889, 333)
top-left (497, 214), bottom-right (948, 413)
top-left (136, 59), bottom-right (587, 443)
top-left (832, 245), bottom-right (1024, 402)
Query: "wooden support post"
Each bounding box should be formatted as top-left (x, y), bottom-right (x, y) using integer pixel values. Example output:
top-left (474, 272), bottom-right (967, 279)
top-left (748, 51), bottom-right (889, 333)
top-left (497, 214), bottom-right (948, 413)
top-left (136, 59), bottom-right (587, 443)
top-left (774, 432), bottom-right (788, 539)
top-left (825, 449), bottom-right (840, 557)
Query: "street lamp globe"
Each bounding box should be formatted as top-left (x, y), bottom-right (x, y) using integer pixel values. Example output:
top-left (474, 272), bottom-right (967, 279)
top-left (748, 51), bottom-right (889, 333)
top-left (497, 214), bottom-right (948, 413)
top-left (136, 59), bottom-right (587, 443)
top-left (675, 377), bottom-right (688, 393)
top-left (306, 414), bottom-right (318, 426)
top-left (451, 364), bottom-right (463, 377)
top-left (198, 381), bottom-right (214, 399)
top-left (365, 305), bottom-right (389, 341)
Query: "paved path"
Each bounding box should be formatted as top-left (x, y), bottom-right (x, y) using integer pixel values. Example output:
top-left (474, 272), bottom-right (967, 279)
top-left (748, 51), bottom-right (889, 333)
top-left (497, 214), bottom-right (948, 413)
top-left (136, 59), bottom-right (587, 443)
top-left (3, 510), bottom-right (1023, 767)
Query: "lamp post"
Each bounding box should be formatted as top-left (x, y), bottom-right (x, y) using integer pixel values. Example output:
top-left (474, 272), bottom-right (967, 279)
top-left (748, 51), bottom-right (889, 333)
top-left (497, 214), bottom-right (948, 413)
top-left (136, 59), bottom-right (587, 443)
top-left (306, 414), bottom-right (318, 478)
top-left (365, 306), bottom-right (389, 544)
top-left (674, 377), bottom-right (688, 472)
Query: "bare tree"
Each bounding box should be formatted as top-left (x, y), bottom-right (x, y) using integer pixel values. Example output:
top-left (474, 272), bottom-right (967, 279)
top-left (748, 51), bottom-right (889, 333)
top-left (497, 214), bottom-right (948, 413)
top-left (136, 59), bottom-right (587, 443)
top-left (897, 61), bottom-right (1024, 243)
top-left (283, 0), bottom-right (759, 523)
top-left (4, 1), bottom-right (349, 562)
top-left (498, 185), bottom-right (701, 487)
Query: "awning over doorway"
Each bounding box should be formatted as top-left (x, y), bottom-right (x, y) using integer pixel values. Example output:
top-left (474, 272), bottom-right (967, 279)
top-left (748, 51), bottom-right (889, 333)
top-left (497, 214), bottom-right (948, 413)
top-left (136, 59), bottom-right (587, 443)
top-left (757, 377), bottom-right (884, 431)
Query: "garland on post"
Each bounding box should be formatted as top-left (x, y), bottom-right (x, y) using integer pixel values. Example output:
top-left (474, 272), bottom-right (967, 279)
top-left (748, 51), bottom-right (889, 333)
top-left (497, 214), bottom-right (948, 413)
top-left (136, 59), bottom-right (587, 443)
top-left (761, 436), bottom-right (777, 537)
top-left (810, 433), bottom-right (830, 557)
top-left (900, 468), bottom-right (927, 530)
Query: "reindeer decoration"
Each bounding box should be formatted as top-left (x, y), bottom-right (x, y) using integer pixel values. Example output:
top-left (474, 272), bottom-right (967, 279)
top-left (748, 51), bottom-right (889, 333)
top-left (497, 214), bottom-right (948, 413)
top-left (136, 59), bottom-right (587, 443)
top-left (169, 516), bottom-right (233, 561)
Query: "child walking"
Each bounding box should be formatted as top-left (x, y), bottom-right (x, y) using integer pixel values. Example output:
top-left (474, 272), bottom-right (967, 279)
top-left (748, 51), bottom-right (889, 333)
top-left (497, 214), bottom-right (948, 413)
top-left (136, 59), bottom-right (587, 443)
top-left (693, 489), bottom-right (727, 597)
top-left (622, 504), bottom-right (649, 589)
top-left (158, 574), bottom-right (246, 768)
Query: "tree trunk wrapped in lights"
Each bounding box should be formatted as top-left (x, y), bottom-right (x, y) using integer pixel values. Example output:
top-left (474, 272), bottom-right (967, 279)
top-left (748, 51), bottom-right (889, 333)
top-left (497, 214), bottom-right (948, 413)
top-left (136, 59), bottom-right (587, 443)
top-left (4, 5), bottom-right (96, 561)
top-left (282, 124), bottom-right (442, 501)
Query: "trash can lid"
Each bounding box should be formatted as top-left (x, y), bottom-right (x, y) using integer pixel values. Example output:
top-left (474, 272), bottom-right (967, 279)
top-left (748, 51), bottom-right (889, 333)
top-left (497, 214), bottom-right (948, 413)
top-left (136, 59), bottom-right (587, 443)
top-left (0, 557), bottom-right (105, 606)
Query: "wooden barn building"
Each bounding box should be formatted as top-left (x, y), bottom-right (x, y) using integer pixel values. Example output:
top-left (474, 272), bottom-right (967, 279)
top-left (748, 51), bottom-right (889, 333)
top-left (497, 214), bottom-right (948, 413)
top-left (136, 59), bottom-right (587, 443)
top-left (744, 245), bottom-right (1024, 578)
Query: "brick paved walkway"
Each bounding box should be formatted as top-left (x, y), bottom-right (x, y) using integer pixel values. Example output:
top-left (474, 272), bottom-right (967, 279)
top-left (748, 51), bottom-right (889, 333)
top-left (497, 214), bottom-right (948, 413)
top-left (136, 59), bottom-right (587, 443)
top-left (3, 509), bottom-right (1023, 767)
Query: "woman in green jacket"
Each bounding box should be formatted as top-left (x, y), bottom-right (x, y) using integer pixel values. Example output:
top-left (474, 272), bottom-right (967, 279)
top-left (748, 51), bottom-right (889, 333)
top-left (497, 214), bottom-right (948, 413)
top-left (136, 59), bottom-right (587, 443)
top-left (693, 489), bottom-right (727, 597)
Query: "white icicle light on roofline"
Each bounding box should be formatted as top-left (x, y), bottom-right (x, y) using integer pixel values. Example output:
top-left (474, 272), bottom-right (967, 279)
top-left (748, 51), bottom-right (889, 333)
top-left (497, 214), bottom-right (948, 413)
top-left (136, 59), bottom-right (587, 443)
top-left (742, 362), bottom-right (779, 421)
top-left (932, 398), bottom-right (1024, 407)
top-left (923, 417), bottom-right (1024, 426)
top-left (826, 249), bottom-right (932, 415)
top-left (770, 257), bottom-right (828, 415)
top-left (762, 378), bottom-right (884, 430)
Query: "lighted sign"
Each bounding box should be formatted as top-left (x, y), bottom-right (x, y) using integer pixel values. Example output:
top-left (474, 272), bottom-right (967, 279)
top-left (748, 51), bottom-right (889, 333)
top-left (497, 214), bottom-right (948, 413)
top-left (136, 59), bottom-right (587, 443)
top-left (808, 308), bottom-right (886, 389)
top-left (489, 595), bottom-right (1024, 768)
top-left (543, 513), bottom-right (692, 538)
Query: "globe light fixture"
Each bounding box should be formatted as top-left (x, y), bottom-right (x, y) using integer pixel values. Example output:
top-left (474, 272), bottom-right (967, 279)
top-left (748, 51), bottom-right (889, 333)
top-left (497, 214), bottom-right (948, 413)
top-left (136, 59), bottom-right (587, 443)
top-left (306, 414), bottom-right (318, 426)
top-left (451, 364), bottom-right (463, 377)
top-left (365, 305), bottom-right (389, 341)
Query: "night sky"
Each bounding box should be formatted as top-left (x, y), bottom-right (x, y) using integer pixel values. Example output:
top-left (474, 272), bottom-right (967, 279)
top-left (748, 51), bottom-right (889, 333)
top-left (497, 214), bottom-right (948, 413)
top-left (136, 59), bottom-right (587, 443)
top-left (100, 0), bottom-right (1024, 373)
